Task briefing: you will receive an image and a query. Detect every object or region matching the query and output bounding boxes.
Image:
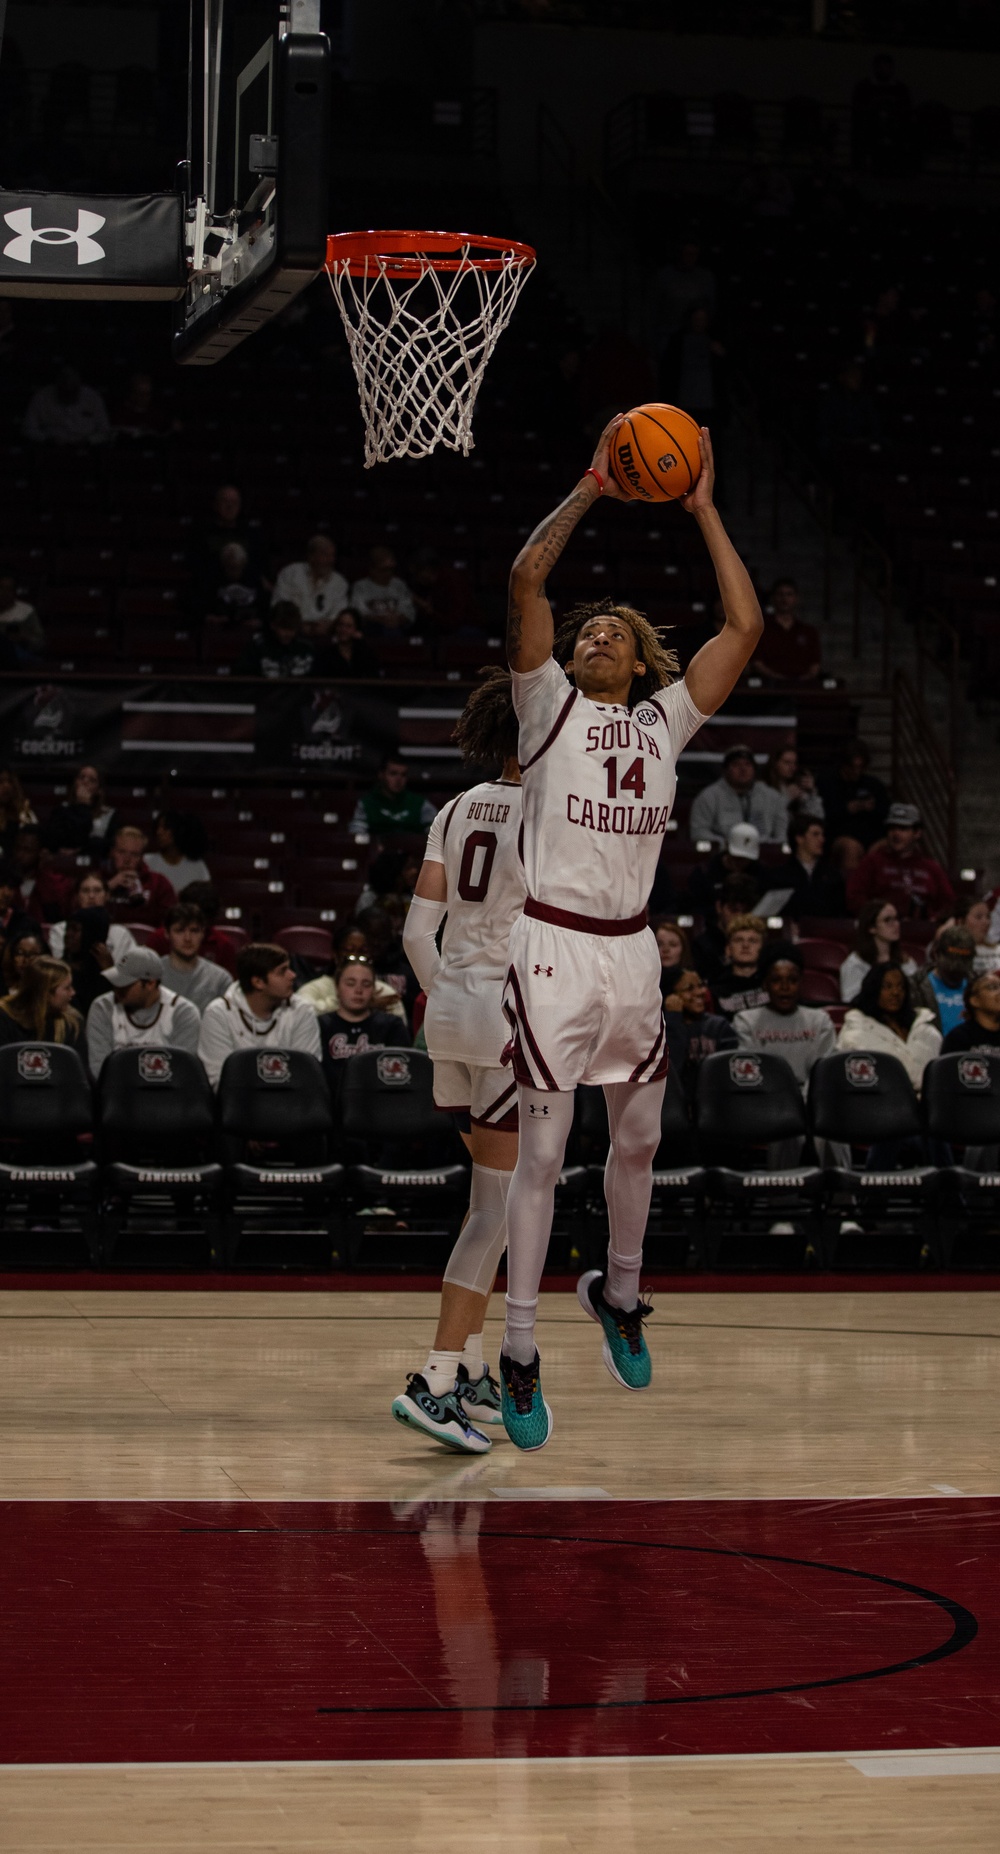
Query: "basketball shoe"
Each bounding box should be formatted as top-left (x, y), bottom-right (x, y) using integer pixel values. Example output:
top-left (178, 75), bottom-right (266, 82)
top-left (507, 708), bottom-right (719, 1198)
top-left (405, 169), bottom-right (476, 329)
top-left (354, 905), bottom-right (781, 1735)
top-left (577, 1269), bottom-right (653, 1390)
top-left (391, 1373), bottom-right (492, 1454)
top-left (456, 1362), bottom-right (503, 1426)
top-left (498, 1350), bottom-right (553, 1451)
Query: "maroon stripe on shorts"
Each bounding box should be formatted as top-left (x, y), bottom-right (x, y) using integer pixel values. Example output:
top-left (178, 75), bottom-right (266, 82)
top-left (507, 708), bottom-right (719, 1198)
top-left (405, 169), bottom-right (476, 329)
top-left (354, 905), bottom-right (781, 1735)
top-left (524, 896), bottom-right (647, 936)
top-left (628, 1015), bottom-right (666, 1085)
top-left (506, 964), bottom-right (559, 1092)
top-left (519, 685), bottom-right (578, 773)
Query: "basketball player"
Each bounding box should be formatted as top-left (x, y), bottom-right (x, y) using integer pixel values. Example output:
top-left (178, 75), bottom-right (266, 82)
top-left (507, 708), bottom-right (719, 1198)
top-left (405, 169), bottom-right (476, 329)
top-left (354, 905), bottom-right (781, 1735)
top-left (393, 670), bottom-right (525, 1455)
top-left (500, 418), bottom-right (763, 1448)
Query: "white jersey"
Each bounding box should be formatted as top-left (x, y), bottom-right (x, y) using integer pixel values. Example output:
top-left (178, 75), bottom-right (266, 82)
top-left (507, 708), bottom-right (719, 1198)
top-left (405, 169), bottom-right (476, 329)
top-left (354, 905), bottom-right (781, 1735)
top-left (422, 779), bottom-right (525, 1065)
top-left (512, 655), bottom-right (707, 921)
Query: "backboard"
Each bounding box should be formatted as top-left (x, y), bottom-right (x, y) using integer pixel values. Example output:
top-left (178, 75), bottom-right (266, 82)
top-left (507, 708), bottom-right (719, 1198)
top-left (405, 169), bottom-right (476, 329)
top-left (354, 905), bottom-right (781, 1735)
top-left (174, 0), bottom-right (331, 364)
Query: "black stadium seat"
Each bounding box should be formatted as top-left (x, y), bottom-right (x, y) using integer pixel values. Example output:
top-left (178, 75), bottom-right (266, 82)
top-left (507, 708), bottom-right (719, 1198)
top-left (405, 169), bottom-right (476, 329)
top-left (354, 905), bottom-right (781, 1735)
top-left (98, 1047), bottom-right (223, 1266)
top-left (340, 1049), bottom-right (468, 1270)
top-left (924, 1051), bottom-right (1000, 1266)
top-left (808, 1052), bottom-right (940, 1267)
top-left (697, 1050), bottom-right (823, 1268)
top-left (218, 1049), bottom-right (345, 1266)
top-left (0, 1043), bottom-right (99, 1264)
top-left (578, 1074), bottom-right (705, 1269)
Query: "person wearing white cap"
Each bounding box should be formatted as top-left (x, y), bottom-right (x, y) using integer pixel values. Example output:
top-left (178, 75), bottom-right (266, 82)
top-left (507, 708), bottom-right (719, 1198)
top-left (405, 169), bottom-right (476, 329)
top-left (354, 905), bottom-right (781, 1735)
top-left (84, 945), bottom-right (201, 1079)
top-left (687, 819), bottom-right (764, 919)
top-left (688, 742), bottom-right (788, 848)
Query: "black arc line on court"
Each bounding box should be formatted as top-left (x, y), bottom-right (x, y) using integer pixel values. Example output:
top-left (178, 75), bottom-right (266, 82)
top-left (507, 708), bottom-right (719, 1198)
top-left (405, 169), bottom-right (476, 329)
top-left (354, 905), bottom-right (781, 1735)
top-left (298, 1528), bottom-right (978, 1715)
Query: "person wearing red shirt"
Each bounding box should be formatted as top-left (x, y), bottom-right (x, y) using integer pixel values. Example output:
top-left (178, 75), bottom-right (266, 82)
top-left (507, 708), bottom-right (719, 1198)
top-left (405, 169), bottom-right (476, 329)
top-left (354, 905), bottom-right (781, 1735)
top-left (846, 802), bottom-right (955, 921)
top-left (753, 578), bottom-right (821, 684)
top-left (101, 825), bottom-right (176, 927)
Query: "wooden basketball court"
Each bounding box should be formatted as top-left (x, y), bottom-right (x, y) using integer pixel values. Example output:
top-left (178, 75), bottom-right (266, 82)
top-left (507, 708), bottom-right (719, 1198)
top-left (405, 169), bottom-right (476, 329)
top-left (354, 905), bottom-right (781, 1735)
top-left (1, 1283), bottom-right (998, 1848)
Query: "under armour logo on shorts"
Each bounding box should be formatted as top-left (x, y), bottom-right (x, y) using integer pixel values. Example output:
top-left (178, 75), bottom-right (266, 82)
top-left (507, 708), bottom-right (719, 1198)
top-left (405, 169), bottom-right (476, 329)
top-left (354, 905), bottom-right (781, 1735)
top-left (528, 1103), bottom-right (550, 1115)
top-left (533, 964), bottom-right (553, 977)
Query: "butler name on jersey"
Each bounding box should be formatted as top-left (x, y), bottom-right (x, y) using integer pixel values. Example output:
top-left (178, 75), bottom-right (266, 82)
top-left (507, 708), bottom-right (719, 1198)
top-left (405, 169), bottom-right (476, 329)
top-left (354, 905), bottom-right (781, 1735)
top-left (421, 779), bottom-right (526, 1066)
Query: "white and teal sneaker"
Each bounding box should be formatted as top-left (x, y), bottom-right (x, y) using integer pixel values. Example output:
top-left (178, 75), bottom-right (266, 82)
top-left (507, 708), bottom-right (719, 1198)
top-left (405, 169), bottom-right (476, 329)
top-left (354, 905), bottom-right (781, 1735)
top-left (456, 1362), bottom-right (503, 1427)
top-left (391, 1373), bottom-right (492, 1454)
top-left (498, 1350), bottom-right (553, 1451)
top-left (577, 1269), bottom-right (653, 1390)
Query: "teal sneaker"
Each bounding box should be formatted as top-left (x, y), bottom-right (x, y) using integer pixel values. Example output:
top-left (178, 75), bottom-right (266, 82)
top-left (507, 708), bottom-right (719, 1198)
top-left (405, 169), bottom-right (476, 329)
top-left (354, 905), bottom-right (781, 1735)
top-left (577, 1269), bottom-right (653, 1390)
top-left (456, 1362), bottom-right (503, 1427)
top-left (391, 1373), bottom-right (491, 1454)
top-left (498, 1350), bottom-right (553, 1451)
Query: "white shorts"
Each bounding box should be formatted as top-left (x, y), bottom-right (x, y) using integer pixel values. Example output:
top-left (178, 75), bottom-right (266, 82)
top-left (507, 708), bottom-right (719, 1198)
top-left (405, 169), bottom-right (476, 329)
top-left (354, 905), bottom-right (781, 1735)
top-left (501, 912), bottom-right (668, 1093)
top-left (432, 1058), bottom-right (519, 1132)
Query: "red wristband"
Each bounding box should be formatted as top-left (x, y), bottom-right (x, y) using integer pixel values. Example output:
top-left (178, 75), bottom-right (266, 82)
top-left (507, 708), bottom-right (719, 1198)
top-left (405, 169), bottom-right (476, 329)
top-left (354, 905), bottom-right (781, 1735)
top-left (583, 466), bottom-right (604, 494)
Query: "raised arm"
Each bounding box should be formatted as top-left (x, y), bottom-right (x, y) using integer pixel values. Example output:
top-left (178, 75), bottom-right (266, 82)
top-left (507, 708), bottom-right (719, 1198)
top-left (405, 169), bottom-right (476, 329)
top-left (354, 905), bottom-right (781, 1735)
top-left (507, 414), bottom-right (626, 671)
top-left (682, 431), bottom-right (764, 717)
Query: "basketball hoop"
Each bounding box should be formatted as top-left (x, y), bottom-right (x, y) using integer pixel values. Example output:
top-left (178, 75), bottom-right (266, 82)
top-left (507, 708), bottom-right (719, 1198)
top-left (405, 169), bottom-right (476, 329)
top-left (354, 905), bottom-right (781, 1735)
top-left (325, 230), bottom-right (536, 467)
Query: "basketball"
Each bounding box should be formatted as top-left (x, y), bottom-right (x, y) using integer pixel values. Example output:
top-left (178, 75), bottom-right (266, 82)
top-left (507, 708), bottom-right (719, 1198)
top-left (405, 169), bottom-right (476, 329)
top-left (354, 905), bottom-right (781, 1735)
top-left (609, 402), bottom-right (703, 503)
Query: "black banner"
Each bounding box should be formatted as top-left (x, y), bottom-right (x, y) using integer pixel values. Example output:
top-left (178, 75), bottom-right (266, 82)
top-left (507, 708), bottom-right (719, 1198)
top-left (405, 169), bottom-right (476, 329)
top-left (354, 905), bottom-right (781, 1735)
top-left (0, 191), bottom-right (185, 301)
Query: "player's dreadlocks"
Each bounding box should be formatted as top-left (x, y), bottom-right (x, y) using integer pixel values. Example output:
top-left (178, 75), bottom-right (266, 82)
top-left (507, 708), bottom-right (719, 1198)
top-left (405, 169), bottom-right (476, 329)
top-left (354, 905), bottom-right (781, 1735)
top-left (553, 601), bottom-right (680, 708)
top-left (452, 666), bottom-right (519, 768)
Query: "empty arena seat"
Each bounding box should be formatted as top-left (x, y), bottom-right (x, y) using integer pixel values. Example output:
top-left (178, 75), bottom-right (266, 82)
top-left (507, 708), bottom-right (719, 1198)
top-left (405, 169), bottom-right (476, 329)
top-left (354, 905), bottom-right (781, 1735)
top-left (273, 925), bottom-right (334, 964)
top-left (924, 1051), bottom-right (1000, 1265)
top-left (797, 938), bottom-right (849, 974)
top-left (340, 1049), bottom-right (468, 1269)
top-left (808, 1052), bottom-right (939, 1267)
top-left (798, 969), bottom-right (840, 1005)
top-left (217, 1049), bottom-right (345, 1266)
top-left (98, 1047), bottom-right (222, 1265)
top-left (696, 1050), bottom-right (823, 1268)
top-left (0, 1043), bottom-right (99, 1262)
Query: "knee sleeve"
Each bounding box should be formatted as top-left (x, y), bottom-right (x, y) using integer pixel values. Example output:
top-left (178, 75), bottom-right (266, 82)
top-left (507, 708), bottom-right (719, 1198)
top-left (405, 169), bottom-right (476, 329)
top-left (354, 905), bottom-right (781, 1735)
top-left (443, 1164), bottom-right (511, 1297)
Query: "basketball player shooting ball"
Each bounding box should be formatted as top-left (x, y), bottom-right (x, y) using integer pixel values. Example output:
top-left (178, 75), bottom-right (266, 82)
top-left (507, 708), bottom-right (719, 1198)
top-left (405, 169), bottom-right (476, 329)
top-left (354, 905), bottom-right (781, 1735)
top-left (500, 414), bottom-right (763, 1448)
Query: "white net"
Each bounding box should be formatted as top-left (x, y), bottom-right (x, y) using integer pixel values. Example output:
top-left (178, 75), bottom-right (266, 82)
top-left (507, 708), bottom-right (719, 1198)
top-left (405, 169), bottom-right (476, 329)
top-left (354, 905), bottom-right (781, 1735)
top-left (325, 239), bottom-right (535, 467)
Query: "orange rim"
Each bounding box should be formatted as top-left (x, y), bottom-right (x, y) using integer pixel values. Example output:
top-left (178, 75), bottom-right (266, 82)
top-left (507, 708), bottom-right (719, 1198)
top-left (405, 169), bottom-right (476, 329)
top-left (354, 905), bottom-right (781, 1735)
top-left (325, 229), bottom-right (536, 278)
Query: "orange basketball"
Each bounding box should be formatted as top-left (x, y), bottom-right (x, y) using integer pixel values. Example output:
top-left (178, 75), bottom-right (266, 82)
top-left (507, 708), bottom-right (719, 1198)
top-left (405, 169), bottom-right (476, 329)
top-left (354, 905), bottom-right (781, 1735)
top-left (609, 402), bottom-right (703, 503)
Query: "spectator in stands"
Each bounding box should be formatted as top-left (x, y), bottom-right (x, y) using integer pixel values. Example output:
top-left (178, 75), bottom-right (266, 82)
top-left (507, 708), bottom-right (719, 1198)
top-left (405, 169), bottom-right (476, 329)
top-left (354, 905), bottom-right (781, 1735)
top-left (317, 608), bottom-right (380, 680)
top-left (837, 963), bottom-right (941, 1093)
top-left (11, 825), bottom-right (71, 924)
top-left (358, 846), bottom-right (421, 917)
top-left (297, 922), bottom-right (407, 1021)
top-left (914, 927), bottom-right (977, 1036)
top-left (691, 872), bottom-right (762, 979)
top-left (271, 534), bottom-right (348, 638)
top-left (847, 802), bottom-right (955, 921)
top-left (49, 871), bottom-right (136, 966)
top-left (316, 955), bottom-right (410, 1105)
top-left (154, 881), bottom-right (237, 977)
top-left (944, 895), bottom-right (1000, 974)
top-left (0, 861), bottom-right (35, 961)
top-left (350, 547), bottom-right (416, 635)
top-left (820, 740), bottom-right (889, 871)
top-left (202, 542), bottom-right (264, 630)
top-left (646, 239), bottom-right (717, 352)
top-left (24, 365), bottom-right (110, 446)
top-left (103, 825), bottom-right (176, 926)
top-left (158, 903), bottom-right (230, 1012)
top-left (764, 744), bottom-right (822, 814)
top-left (661, 966), bottom-right (737, 1098)
top-left (941, 971), bottom-right (1000, 1055)
top-left (713, 913), bottom-right (770, 1019)
top-left (734, 943), bottom-right (836, 1087)
top-left (0, 574), bottom-right (45, 662)
top-left (197, 942), bottom-right (321, 1089)
top-left (110, 370), bottom-right (177, 441)
top-left (236, 602), bottom-right (318, 678)
top-left (0, 956), bottom-right (81, 1050)
top-left (146, 811), bottom-right (211, 892)
top-left (784, 814), bottom-right (845, 920)
top-left (353, 903), bottom-right (416, 1020)
top-left (408, 549), bottom-right (476, 635)
top-left (689, 744), bottom-right (787, 847)
top-left (688, 823), bottom-right (765, 919)
top-left (839, 898), bottom-right (917, 1003)
top-left (61, 906), bottom-right (116, 1016)
top-left (44, 764), bottom-right (121, 857)
top-left (0, 767), bottom-right (36, 855)
top-left (350, 753), bottom-right (436, 838)
top-left (1, 926), bottom-right (43, 991)
top-left (752, 580), bottom-right (821, 685)
top-left (84, 945), bottom-right (201, 1078)
top-left (654, 919), bottom-right (692, 998)
top-left (197, 484), bottom-right (258, 573)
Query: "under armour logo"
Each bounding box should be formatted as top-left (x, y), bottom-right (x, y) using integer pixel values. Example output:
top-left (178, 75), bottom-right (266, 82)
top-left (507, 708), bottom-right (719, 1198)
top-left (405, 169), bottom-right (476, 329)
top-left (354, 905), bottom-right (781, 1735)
top-left (528, 1104), bottom-right (550, 1115)
top-left (533, 964), bottom-right (553, 977)
top-left (3, 207), bottom-right (106, 267)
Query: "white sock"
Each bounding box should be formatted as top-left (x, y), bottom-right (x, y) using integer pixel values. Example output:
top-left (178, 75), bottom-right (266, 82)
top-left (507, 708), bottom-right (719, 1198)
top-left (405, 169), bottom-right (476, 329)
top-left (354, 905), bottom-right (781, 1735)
top-left (502, 1294), bottom-right (538, 1367)
top-left (461, 1331), bottom-right (485, 1377)
top-left (423, 1349), bottom-right (462, 1396)
top-left (605, 1247), bottom-right (643, 1312)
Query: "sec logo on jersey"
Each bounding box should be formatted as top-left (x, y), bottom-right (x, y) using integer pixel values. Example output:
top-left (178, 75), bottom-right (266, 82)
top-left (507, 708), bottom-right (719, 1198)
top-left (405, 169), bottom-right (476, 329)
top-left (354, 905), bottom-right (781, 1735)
top-left (633, 706), bottom-right (659, 727)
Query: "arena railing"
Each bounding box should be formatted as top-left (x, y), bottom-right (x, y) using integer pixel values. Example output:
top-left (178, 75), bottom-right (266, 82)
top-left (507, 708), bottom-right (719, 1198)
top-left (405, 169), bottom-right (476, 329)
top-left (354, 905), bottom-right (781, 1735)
top-left (891, 667), bottom-right (958, 870)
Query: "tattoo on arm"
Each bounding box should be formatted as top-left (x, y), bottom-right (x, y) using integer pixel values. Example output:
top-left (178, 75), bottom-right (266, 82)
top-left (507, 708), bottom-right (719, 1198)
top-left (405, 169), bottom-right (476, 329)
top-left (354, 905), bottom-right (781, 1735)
top-left (525, 487), bottom-right (593, 577)
top-left (506, 591), bottom-right (523, 659)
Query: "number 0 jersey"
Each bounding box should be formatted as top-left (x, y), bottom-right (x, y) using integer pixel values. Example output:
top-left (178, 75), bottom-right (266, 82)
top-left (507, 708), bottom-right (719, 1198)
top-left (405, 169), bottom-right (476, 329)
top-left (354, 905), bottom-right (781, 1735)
top-left (421, 778), bottom-right (526, 1066)
top-left (512, 655), bottom-right (708, 921)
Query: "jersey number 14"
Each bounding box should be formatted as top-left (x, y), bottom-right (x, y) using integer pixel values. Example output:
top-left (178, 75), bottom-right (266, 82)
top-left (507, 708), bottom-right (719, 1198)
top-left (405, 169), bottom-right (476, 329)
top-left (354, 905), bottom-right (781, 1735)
top-left (602, 756), bottom-right (646, 801)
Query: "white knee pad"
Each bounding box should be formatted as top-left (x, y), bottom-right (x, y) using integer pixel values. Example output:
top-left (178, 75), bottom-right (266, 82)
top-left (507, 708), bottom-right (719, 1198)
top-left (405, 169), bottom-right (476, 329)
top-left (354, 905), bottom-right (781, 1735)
top-left (443, 1164), bottom-right (511, 1296)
